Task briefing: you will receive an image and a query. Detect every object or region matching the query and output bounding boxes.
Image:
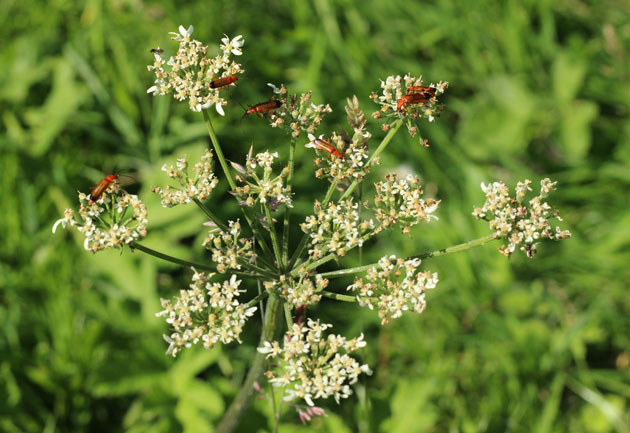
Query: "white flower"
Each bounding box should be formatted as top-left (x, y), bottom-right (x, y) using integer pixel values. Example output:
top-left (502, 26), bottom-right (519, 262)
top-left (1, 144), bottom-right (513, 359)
top-left (261, 320), bottom-right (370, 407)
top-left (53, 183), bottom-right (148, 253)
top-left (256, 85), bottom-right (332, 138)
top-left (348, 255), bottom-right (438, 324)
top-left (371, 74), bottom-right (447, 141)
top-left (473, 178), bottom-right (570, 258)
top-left (221, 34), bottom-right (244, 56)
top-left (202, 219), bottom-right (254, 273)
top-left (153, 149), bottom-right (219, 207)
top-left (169, 25), bottom-right (194, 42)
top-left (148, 28), bottom-right (244, 113)
top-left (52, 208), bottom-right (75, 233)
top-left (373, 173), bottom-right (440, 234)
top-left (300, 199), bottom-right (375, 259)
top-left (156, 269), bottom-right (256, 357)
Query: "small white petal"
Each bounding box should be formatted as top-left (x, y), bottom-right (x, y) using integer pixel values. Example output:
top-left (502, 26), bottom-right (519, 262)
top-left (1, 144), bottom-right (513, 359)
top-left (267, 83), bottom-right (281, 93)
top-left (215, 103), bottom-right (225, 116)
top-left (52, 219), bottom-right (65, 233)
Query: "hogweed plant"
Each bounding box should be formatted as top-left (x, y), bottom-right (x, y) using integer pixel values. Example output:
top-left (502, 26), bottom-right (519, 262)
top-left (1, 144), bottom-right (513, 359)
top-left (53, 25), bottom-right (572, 432)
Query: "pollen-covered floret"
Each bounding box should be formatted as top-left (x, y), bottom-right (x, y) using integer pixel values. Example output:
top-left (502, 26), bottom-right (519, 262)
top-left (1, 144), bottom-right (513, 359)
top-left (307, 96), bottom-right (372, 184)
top-left (370, 74), bottom-right (448, 143)
top-left (261, 83), bottom-right (332, 138)
top-left (147, 25), bottom-right (244, 114)
top-left (156, 269), bottom-right (257, 357)
top-left (257, 319), bottom-right (371, 407)
top-left (263, 273), bottom-right (328, 308)
top-left (300, 199), bottom-right (375, 260)
top-left (53, 180), bottom-right (148, 253)
top-left (472, 178), bottom-right (571, 258)
top-left (347, 255), bottom-right (438, 324)
top-left (373, 173), bottom-right (440, 234)
top-left (153, 149), bottom-right (219, 206)
top-left (202, 219), bottom-right (254, 273)
top-left (233, 149), bottom-right (292, 210)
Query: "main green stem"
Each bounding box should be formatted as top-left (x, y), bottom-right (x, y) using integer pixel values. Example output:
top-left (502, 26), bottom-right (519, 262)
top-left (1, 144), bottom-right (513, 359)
top-left (318, 234), bottom-right (498, 278)
top-left (202, 109), bottom-right (275, 265)
top-left (215, 293), bottom-right (283, 433)
top-left (281, 139), bottom-right (297, 267)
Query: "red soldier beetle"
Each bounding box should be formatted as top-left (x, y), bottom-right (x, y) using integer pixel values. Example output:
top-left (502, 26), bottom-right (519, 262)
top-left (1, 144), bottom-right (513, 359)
top-left (88, 174), bottom-right (119, 204)
top-left (407, 85), bottom-right (436, 97)
top-left (208, 75), bottom-right (238, 90)
top-left (244, 99), bottom-right (283, 117)
top-left (397, 92), bottom-right (429, 112)
top-left (307, 135), bottom-right (344, 160)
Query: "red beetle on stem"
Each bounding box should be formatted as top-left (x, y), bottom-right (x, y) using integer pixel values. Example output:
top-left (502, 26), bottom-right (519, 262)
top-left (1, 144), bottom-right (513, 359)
top-left (307, 135), bottom-right (344, 160)
top-left (244, 99), bottom-right (283, 117)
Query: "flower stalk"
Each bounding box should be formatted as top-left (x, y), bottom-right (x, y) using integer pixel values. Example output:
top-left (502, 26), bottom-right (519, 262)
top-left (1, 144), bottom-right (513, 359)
top-left (281, 138), bottom-right (297, 267)
top-left (340, 118), bottom-right (403, 201)
top-left (203, 109), bottom-right (236, 191)
top-left (193, 198), bottom-right (230, 232)
top-left (264, 202), bottom-right (284, 271)
top-left (202, 109), bottom-right (276, 264)
top-left (215, 293), bottom-right (283, 433)
top-left (318, 234), bottom-right (497, 278)
top-left (130, 241), bottom-right (267, 278)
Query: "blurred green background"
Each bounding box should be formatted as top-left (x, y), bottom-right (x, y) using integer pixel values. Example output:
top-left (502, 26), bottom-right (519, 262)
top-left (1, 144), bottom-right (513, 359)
top-left (1, 0), bottom-right (629, 432)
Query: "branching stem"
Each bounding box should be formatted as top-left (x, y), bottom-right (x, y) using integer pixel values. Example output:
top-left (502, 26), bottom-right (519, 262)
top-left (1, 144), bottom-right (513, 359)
top-left (317, 234), bottom-right (498, 278)
top-left (202, 109), bottom-right (276, 266)
top-left (130, 241), bottom-right (260, 278)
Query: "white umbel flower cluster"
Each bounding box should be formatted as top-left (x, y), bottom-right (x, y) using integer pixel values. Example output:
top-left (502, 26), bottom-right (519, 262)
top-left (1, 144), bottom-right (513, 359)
top-left (233, 150), bottom-right (292, 210)
top-left (262, 83), bottom-right (332, 138)
top-left (147, 25), bottom-right (244, 114)
top-left (472, 178), bottom-right (571, 258)
top-left (153, 149), bottom-right (219, 207)
top-left (308, 98), bottom-right (372, 183)
top-left (370, 74), bottom-right (448, 141)
top-left (202, 219), bottom-right (254, 273)
top-left (301, 199), bottom-right (375, 259)
top-left (373, 173), bottom-right (440, 234)
top-left (347, 255), bottom-right (438, 324)
top-left (52, 180), bottom-right (148, 253)
top-left (156, 269), bottom-right (257, 357)
top-left (257, 319), bottom-right (372, 406)
top-left (263, 274), bottom-right (328, 307)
